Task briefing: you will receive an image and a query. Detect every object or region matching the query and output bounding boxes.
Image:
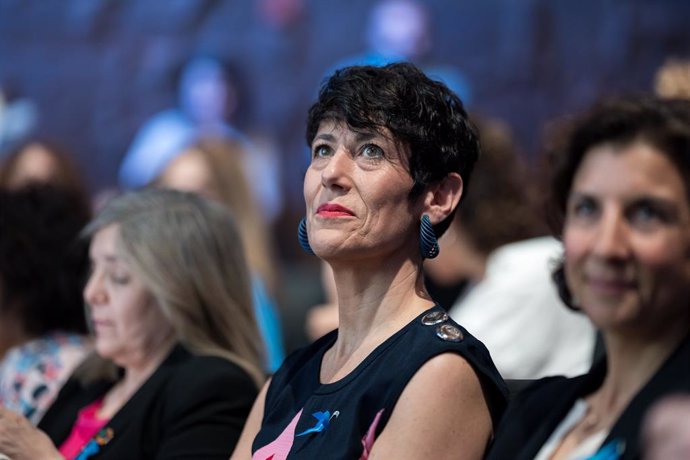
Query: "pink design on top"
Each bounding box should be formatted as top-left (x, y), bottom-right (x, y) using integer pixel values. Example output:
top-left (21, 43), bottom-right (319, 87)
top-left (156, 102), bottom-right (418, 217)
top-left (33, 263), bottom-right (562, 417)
top-left (252, 409), bottom-right (303, 460)
top-left (359, 409), bottom-right (384, 460)
top-left (58, 398), bottom-right (108, 459)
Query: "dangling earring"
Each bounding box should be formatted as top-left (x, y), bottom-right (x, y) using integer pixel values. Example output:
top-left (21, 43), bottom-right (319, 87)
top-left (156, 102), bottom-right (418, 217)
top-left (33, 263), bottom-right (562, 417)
top-left (298, 218), bottom-right (315, 255)
top-left (419, 214), bottom-right (439, 259)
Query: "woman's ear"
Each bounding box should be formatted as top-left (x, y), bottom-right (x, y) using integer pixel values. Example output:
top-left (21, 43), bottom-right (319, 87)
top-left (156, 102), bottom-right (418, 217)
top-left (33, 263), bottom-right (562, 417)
top-left (423, 173), bottom-right (463, 224)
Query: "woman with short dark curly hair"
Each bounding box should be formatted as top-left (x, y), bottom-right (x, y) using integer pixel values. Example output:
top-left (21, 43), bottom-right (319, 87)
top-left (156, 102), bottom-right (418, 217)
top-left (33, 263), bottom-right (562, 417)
top-left (233, 63), bottom-right (507, 460)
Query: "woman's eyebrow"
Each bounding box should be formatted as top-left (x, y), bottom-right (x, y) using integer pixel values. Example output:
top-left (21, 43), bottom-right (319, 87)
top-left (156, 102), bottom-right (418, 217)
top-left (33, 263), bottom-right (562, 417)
top-left (567, 191), bottom-right (592, 202)
top-left (354, 131), bottom-right (378, 142)
top-left (626, 195), bottom-right (681, 214)
top-left (313, 133), bottom-right (336, 142)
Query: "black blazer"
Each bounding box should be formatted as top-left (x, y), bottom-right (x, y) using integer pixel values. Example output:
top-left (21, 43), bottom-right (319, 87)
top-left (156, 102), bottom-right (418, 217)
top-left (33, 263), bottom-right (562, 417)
top-left (486, 335), bottom-right (690, 460)
top-left (38, 344), bottom-right (259, 460)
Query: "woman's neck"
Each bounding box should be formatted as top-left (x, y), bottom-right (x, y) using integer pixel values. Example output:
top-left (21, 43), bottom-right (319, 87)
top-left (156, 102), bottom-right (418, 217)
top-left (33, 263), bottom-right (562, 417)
top-left (549, 322), bottom-right (688, 460)
top-left (124, 339), bottom-right (175, 387)
top-left (594, 322), bottom-right (689, 417)
top-left (99, 336), bottom-right (176, 419)
top-left (322, 256), bottom-right (433, 374)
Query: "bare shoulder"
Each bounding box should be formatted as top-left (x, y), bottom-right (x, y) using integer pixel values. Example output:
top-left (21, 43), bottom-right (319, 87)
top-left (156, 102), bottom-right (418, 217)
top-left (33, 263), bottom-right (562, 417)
top-left (369, 352), bottom-right (492, 460)
top-left (395, 353), bottom-right (489, 421)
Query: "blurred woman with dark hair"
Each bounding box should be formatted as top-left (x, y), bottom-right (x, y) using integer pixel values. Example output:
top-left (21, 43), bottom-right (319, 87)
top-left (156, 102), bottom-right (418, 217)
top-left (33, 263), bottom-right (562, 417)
top-left (0, 185), bottom-right (91, 424)
top-left (487, 96), bottom-right (690, 460)
top-left (0, 140), bottom-right (88, 193)
top-left (0, 139), bottom-right (92, 216)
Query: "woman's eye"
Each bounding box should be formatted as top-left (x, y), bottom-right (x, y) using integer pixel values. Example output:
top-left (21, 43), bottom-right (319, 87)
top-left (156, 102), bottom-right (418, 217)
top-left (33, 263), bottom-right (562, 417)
top-left (361, 144), bottom-right (384, 159)
top-left (569, 197), bottom-right (598, 219)
top-left (312, 144), bottom-right (332, 158)
top-left (628, 201), bottom-right (669, 226)
top-left (631, 205), bottom-right (658, 222)
top-left (109, 273), bottom-right (130, 285)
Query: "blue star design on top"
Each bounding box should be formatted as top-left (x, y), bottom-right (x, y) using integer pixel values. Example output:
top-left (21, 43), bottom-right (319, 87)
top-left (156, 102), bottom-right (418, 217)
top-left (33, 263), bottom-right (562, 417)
top-left (295, 410), bottom-right (340, 437)
top-left (586, 439), bottom-right (625, 460)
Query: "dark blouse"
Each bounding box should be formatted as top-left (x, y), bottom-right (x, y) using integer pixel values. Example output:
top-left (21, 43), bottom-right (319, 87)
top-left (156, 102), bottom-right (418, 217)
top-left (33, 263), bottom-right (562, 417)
top-left (252, 306), bottom-right (508, 459)
top-left (39, 344), bottom-right (258, 460)
top-left (486, 334), bottom-right (690, 460)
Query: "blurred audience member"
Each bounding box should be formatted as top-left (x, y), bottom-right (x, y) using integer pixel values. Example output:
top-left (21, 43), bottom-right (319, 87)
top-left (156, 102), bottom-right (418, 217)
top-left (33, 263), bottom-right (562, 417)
top-left (0, 189), bottom-right (264, 459)
top-left (119, 56), bottom-right (283, 221)
top-left (326, 0), bottom-right (472, 103)
top-left (156, 139), bottom-right (285, 372)
top-left (256, 0), bottom-right (305, 29)
top-left (487, 96), bottom-right (690, 460)
top-left (434, 116), bottom-right (596, 379)
top-left (654, 58), bottom-right (690, 100)
top-left (642, 394), bottom-right (690, 460)
top-left (119, 56), bottom-right (243, 189)
top-left (0, 185), bottom-right (91, 424)
top-left (0, 139), bottom-right (88, 197)
top-left (0, 86), bottom-right (38, 155)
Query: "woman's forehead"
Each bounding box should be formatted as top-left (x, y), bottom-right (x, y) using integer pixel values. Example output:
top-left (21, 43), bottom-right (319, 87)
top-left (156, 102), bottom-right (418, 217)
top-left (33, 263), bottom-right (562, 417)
top-left (573, 141), bottom-right (689, 201)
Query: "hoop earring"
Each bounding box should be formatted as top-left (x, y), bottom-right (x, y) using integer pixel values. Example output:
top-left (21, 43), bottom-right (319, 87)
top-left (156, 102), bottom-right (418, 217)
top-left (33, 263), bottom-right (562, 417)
top-left (419, 214), bottom-right (439, 259)
top-left (298, 218), bottom-right (315, 255)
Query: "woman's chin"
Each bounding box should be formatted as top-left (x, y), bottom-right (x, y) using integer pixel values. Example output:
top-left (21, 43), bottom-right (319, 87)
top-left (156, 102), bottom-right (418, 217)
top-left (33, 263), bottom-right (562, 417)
top-left (94, 341), bottom-right (121, 362)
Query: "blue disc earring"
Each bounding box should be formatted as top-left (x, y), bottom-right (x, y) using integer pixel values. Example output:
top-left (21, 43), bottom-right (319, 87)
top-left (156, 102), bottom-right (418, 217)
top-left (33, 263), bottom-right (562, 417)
top-left (298, 218), bottom-right (315, 255)
top-left (419, 215), bottom-right (439, 259)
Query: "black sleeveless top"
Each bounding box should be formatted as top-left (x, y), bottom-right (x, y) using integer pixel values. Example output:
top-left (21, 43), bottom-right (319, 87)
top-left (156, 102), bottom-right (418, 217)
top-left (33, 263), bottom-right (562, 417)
top-left (252, 306), bottom-right (508, 459)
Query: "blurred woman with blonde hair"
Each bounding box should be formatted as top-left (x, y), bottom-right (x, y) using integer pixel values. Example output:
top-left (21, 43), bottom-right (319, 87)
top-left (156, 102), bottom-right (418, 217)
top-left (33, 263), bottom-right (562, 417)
top-left (157, 138), bottom-right (285, 371)
top-left (0, 188), bottom-right (264, 459)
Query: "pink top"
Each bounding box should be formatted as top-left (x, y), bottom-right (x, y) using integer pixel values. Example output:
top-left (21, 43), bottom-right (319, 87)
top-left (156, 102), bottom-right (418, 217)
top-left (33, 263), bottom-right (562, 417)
top-left (58, 398), bottom-right (108, 459)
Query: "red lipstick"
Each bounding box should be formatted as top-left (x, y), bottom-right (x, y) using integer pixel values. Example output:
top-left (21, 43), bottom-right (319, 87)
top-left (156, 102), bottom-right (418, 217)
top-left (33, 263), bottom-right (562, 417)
top-left (316, 203), bottom-right (354, 218)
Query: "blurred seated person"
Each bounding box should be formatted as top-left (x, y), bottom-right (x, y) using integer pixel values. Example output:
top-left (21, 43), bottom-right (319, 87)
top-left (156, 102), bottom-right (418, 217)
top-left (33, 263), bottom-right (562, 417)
top-left (118, 57), bottom-right (245, 190)
top-left (0, 85), bottom-right (37, 154)
top-left (429, 116), bottom-right (596, 379)
top-left (155, 139), bottom-right (285, 371)
top-left (118, 57), bottom-right (283, 221)
top-left (654, 58), bottom-right (690, 100)
top-left (325, 0), bottom-right (472, 104)
top-left (0, 189), bottom-right (265, 459)
top-left (0, 139), bottom-right (89, 200)
top-left (0, 185), bottom-right (91, 424)
top-left (486, 96), bottom-right (690, 460)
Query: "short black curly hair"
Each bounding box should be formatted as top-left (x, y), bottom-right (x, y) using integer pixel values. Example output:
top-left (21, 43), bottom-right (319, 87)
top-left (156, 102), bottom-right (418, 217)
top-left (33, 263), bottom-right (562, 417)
top-left (306, 62), bottom-right (479, 236)
top-left (0, 185), bottom-right (90, 336)
top-left (547, 95), bottom-right (690, 309)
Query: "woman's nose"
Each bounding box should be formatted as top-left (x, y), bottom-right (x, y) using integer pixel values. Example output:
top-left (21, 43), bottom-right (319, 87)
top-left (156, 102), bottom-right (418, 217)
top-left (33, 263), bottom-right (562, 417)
top-left (592, 210), bottom-right (630, 260)
top-left (83, 270), bottom-right (106, 306)
top-left (321, 148), bottom-right (352, 189)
